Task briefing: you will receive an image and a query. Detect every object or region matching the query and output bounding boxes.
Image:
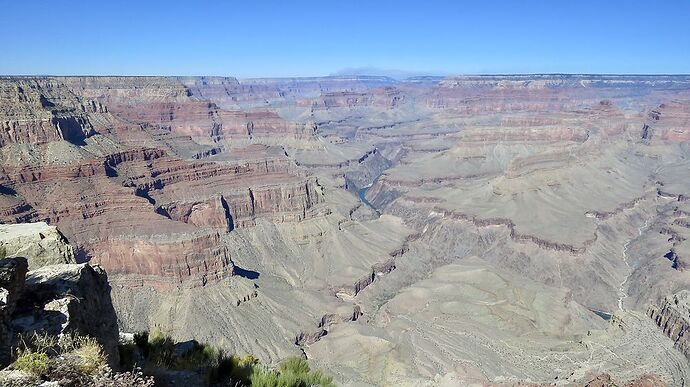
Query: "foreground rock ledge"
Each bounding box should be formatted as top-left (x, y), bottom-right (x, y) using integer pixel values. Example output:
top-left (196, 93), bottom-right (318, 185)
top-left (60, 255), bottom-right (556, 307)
top-left (0, 222), bottom-right (76, 270)
top-left (0, 223), bottom-right (120, 368)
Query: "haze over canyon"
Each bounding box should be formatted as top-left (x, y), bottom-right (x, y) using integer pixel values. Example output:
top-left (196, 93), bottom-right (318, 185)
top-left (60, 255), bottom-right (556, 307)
top-left (0, 73), bottom-right (688, 385)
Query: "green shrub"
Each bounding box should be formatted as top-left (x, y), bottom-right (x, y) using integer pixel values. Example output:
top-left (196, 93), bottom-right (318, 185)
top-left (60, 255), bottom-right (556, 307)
top-left (134, 330), bottom-right (253, 385)
top-left (250, 366), bottom-right (281, 387)
top-left (47, 356), bottom-right (92, 386)
top-left (133, 331), bottom-right (149, 354)
top-left (174, 342), bottom-right (218, 369)
top-left (118, 330), bottom-right (149, 369)
top-left (207, 353), bottom-right (255, 384)
top-left (279, 356), bottom-right (311, 375)
top-left (71, 337), bottom-right (107, 375)
top-left (16, 332), bottom-right (58, 356)
top-left (13, 351), bottom-right (49, 377)
top-left (179, 344), bottom-right (251, 384)
top-left (115, 330), bottom-right (336, 387)
top-left (147, 328), bottom-right (176, 368)
top-left (204, 350), bottom-right (233, 384)
top-left (250, 356), bottom-right (335, 387)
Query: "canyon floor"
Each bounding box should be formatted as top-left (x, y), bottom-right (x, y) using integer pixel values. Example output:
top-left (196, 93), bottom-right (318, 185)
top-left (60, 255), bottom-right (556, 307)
top-left (1, 74), bottom-right (690, 386)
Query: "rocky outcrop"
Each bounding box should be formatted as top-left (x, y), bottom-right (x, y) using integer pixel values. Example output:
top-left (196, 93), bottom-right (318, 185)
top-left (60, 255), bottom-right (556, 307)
top-left (12, 263), bottom-right (120, 365)
top-left (176, 76), bottom-right (241, 103)
top-left (191, 76), bottom-right (397, 108)
top-left (344, 149), bottom-right (391, 192)
top-left (584, 195), bottom-right (647, 220)
top-left (428, 75), bottom-right (690, 116)
top-left (584, 373), bottom-right (667, 387)
top-left (301, 87), bottom-right (406, 109)
top-left (334, 257), bottom-right (397, 299)
top-left (363, 176), bottom-right (403, 210)
top-left (318, 306), bottom-right (362, 329)
top-left (156, 195), bottom-right (234, 231)
top-left (1, 158), bottom-right (323, 288)
top-left (0, 223), bottom-right (120, 367)
top-left (90, 231), bottom-right (234, 288)
top-left (0, 194), bottom-right (38, 224)
top-left (389, 204), bottom-right (597, 254)
top-left (648, 291), bottom-right (690, 358)
top-left (294, 329), bottom-right (327, 347)
top-left (121, 153), bottom-right (325, 229)
top-left (0, 78), bottom-right (106, 147)
top-left (295, 306), bottom-right (363, 347)
top-left (0, 257), bottom-right (27, 367)
top-left (438, 74), bottom-right (690, 90)
top-left (506, 149), bottom-right (579, 178)
top-left (663, 250), bottom-right (687, 271)
top-left (0, 222), bottom-right (75, 270)
top-left (641, 101), bottom-right (690, 143)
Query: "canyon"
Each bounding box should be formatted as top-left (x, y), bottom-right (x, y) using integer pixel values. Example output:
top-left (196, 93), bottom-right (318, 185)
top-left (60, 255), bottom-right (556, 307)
top-left (1, 74), bottom-right (690, 386)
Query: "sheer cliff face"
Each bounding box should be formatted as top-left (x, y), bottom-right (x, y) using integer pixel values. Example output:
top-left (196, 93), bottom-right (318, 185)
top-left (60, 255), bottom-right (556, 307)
top-left (2, 75), bottom-right (690, 385)
top-left (649, 291), bottom-right (690, 358)
top-left (0, 77), bottom-right (326, 290)
top-left (0, 78), bottom-right (107, 147)
top-left (56, 76), bottom-right (316, 144)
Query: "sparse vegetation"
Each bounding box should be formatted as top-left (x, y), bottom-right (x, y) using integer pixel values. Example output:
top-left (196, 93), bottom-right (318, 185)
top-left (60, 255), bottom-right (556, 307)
top-left (250, 356), bottom-right (335, 387)
top-left (12, 351), bottom-right (49, 377)
top-left (3, 330), bottom-right (335, 386)
top-left (90, 366), bottom-right (155, 387)
top-left (71, 336), bottom-right (107, 375)
top-left (146, 327), bottom-right (176, 368)
top-left (123, 329), bottom-right (335, 386)
top-left (3, 332), bottom-right (154, 387)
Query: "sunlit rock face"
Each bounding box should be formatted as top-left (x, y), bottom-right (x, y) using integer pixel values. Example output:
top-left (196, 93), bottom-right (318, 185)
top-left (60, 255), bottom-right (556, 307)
top-left (0, 223), bottom-right (120, 368)
top-left (649, 291), bottom-right (690, 357)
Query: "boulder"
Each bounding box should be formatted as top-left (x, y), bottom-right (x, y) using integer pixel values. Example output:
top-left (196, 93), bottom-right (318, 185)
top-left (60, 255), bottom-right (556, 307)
top-left (0, 369), bottom-right (37, 386)
top-left (12, 264), bottom-right (119, 365)
top-left (173, 339), bottom-right (200, 358)
top-left (0, 222), bottom-right (75, 270)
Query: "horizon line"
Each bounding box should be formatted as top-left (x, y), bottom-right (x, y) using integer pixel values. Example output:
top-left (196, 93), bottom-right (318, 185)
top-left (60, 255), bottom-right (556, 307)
top-left (2, 72), bottom-right (690, 80)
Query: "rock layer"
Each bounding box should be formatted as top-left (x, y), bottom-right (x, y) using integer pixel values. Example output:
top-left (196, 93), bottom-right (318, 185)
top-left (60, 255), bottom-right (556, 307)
top-left (648, 291), bottom-right (690, 358)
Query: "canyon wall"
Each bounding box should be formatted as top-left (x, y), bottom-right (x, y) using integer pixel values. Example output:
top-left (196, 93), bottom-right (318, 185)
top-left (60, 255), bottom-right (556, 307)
top-left (649, 291), bottom-right (690, 358)
top-left (0, 77), bottom-right (327, 291)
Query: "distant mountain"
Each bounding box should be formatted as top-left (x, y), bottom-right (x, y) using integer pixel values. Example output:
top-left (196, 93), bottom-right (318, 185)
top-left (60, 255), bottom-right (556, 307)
top-left (331, 66), bottom-right (447, 80)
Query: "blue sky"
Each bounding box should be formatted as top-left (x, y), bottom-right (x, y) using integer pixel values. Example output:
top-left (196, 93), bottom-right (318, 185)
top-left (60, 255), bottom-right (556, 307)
top-left (1, 0), bottom-right (689, 77)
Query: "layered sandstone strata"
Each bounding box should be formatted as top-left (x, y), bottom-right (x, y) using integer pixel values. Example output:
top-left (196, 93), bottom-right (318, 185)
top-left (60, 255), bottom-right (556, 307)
top-left (299, 87), bottom-right (406, 109)
top-left (0, 78), bottom-right (107, 147)
top-left (0, 77), bottom-right (327, 291)
top-left (58, 76), bottom-right (316, 143)
top-left (641, 100), bottom-right (690, 143)
top-left (648, 291), bottom-right (690, 358)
